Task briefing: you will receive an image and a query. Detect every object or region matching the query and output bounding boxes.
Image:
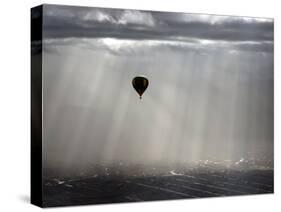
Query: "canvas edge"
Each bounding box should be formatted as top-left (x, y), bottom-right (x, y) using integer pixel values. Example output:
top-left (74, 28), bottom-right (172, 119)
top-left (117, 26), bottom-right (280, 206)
top-left (31, 4), bottom-right (43, 208)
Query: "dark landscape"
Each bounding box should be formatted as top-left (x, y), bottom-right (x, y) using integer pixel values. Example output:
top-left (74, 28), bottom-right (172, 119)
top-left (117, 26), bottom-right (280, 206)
top-left (43, 161), bottom-right (273, 207)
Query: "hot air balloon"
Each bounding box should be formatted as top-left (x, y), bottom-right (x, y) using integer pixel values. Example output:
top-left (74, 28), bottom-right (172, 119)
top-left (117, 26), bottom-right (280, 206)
top-left (132, 76), bottom-right (149, 99)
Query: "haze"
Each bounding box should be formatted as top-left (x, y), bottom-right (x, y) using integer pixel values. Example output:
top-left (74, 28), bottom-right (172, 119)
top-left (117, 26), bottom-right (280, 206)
top-left (41, 5), bottom-right (273, 174)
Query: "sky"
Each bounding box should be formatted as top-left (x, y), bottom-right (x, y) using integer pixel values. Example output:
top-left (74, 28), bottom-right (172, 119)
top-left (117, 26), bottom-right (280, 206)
top-left (41, 4), bottom-right (273, 173)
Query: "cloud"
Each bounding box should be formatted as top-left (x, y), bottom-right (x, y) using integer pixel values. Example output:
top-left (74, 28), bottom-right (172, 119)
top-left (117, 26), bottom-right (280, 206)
top-left (43, 37), bottom-right (273, 58)
top-left (41, 4), bottom-right (273, 56)
top-left (118, 10), bottom-right (156, 26)
top-left (43, 4), bottom-right (273, 44)
top-left (44, 5), bottom-right (157, 28)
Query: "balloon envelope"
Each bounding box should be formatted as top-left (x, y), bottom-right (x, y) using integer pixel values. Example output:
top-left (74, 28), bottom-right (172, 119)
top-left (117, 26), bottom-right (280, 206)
top-left (132, 76), bottom-right (149, 99)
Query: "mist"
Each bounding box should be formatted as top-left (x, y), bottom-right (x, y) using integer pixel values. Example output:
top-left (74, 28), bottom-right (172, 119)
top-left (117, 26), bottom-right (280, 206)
top-left (41, 6), bottom-right (273, 176)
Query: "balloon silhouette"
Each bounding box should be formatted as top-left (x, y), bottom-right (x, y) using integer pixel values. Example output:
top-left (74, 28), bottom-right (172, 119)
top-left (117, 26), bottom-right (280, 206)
top-left (132, 76), bottom-right (149, 99)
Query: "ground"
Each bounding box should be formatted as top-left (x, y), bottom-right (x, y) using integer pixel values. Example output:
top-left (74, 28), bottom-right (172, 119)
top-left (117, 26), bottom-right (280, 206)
top-left (43, 168), bottom-right (273, 207)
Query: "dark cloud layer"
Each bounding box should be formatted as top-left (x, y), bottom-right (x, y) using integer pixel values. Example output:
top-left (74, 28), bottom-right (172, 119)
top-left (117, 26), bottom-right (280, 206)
top-left (43, 4), bottom-right (273, 44)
